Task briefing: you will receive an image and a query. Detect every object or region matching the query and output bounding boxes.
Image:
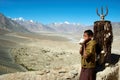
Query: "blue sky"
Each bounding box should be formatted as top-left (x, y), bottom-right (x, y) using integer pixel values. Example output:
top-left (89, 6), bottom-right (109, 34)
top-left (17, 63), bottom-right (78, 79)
top-left (0, 0), bottom-right (120, 25)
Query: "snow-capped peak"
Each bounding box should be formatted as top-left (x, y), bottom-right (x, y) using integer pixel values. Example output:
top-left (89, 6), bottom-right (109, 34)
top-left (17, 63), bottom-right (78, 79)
top-left (29, 20), bottom-right (33, 23)
top-left (64, 21), bottom-right (70, 24)
top-left (50, 21), bottom-right (82, 26)
top-left (13, 17), bottom-right (25, 21)
top-left (12, 17), bottom-right (35, 23)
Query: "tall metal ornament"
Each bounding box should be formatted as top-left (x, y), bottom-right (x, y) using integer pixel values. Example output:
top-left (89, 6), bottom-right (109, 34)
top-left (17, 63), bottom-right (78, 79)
top-left (96, 7), bottom-right (108, 21)
top-left (94, 7), bottom-right (113, 65)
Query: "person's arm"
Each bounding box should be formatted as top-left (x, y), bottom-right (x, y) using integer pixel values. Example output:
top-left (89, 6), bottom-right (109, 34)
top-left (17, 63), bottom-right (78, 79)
top-left (83, 45), bottom-right (88, 58)
top-left (79, 45), bottom-right (84, 55)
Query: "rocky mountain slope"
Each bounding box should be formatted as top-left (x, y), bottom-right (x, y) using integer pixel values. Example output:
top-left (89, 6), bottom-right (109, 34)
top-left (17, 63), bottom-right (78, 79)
top-left (0, 13), bottom-right (29, 32)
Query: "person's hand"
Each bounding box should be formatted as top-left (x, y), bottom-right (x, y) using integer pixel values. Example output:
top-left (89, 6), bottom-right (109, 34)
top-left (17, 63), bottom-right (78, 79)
top-left (83, 52), bottom-right (87, 59)
top-left (79, 38), bottom-right (85, 45)
top-left (79, 45), bottom-right (84, 55)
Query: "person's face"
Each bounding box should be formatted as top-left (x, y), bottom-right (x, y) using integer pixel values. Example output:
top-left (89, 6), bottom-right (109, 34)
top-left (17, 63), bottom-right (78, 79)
top-left (83, 33), bottom-right (92, 42)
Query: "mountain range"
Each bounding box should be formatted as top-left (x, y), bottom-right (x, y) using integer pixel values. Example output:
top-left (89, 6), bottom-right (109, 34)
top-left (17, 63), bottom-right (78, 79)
top-left (0, 13), bottom-right (29, 33)
top-left (13, 17), bottom-right (55, 33)
top-left (12, 17), bottom-right (85, 33)
top-left (0, 13), bottom-right (120, 33)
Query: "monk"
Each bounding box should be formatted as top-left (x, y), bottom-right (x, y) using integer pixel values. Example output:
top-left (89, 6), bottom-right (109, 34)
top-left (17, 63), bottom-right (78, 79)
top-left (79, 30), bottom-right (96, 80)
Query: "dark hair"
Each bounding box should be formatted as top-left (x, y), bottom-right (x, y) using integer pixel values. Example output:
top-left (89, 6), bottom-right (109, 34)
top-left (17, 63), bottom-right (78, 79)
top-left (84, 29), bottom-right (93, 36)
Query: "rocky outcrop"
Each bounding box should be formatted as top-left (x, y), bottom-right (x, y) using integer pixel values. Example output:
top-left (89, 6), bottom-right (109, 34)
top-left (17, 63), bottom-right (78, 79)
top-left (0, 46), bottom-right (119, 80)
top-left (96, 62), bottom-right (119, 80)
top-left (0, 62), bottom-right (119, 80)
top-left (0, 64), bottom-right (80, 80)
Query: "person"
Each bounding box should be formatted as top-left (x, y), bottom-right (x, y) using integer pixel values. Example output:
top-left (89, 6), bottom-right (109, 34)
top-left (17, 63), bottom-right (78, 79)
top-left (79, 30), bottom-right (96, 80)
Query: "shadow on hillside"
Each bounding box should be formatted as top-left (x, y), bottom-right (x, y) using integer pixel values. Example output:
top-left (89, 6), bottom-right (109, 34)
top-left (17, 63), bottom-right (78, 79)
top-left (0, 49), bottom-right (13, 62)
top-left (111, 53), bottom-right (120, 65)
top-left (95, 53), bottom-right (120, 73)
